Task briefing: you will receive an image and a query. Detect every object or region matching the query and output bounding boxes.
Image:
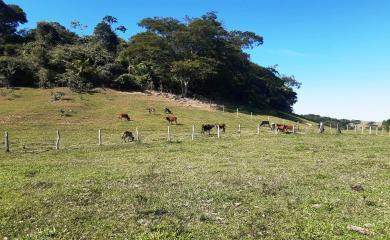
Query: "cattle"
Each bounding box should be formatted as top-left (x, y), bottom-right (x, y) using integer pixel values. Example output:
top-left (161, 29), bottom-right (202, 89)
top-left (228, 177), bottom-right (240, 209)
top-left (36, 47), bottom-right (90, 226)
top-left (165, 116), bottom-right (177, 124)
top-left (147, 107), bottom-right (155, 114)
top-left (121, 131), bottom-right (134, 142)
top-left (118, 113), bottom-right (130, 121)
top-left (164, 107), bottom-right (172, 114)
top-left (215, 123), bottom-right (226, 133)
top-left (259, 121), bottom-right (271, 128)
top-left (271, 123), bottom-right (294, 133)
top-left (201, 124), bottom-right (215, 135)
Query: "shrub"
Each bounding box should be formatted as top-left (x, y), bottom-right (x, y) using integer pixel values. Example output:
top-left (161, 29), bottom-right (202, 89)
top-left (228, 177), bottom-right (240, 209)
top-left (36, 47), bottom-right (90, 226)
top-left (114, 74), bottom-right (142, 90)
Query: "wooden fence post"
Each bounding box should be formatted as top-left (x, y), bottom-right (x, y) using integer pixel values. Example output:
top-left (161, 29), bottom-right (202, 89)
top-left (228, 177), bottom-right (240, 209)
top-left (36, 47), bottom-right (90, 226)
top-left (369, 126), bottom-right (372, 135)
top-left (167, 126), bottom-right (171, 142)
top-left (55, 130), bottom-right (60, 150)
top-left (191, 125), bottom-right (195, 141)
top-left (361, 126), bottom-right (364, 134)
top-left (347, 125), bottom-right (349, 131)
top-left (136, 127), bottom-right (140, 143)
top-left (250, 112), bottom-right (253, 120)
top-left (222, 105), bottom-right (225, 112)
top-left (257, 124), bottom-right (260, 135)
top-left (238, 124), bottom-right (241, 137)
top-left (98, 129), bottom-right (102, 146)
top-left (4, 131), bottom-right (9, 152)
top-left (236, 108), bottom-right (239, 117)
top-left (217, 125), bottom-right (220, 138)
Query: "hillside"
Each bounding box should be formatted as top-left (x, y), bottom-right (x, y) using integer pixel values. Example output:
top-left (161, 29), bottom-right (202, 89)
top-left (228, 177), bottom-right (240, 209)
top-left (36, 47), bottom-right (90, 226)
top-left (0, 88), bottom-right (389, 239)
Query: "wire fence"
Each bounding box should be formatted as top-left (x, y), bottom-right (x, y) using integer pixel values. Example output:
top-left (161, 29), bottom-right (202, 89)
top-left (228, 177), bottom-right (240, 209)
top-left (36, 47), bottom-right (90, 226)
top-left (2, 123), bottom-right (389, 153)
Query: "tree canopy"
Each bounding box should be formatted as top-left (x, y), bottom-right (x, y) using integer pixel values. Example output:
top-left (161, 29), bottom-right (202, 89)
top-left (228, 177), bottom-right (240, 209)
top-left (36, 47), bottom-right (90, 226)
top-left (0, 1), bottom-right (301, 111)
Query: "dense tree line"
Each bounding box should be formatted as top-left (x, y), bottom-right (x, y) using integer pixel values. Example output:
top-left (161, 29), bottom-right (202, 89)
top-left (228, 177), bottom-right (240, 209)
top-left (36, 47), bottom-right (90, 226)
top-left (301, 114), bottom-right (361, 128)
top-left (0, 0), bottom-right (300, 111)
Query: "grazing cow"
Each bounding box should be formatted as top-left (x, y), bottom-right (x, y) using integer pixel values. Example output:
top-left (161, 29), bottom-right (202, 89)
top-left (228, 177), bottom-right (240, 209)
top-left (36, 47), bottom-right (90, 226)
top-left (201, 124), bottom-right (215, 135)
top-left (165, 116), bottom-right (177, 124)
top-left (271, 123), bottom-right (293, 133)
top-left (259, 121), bottom-right (271, 128)
top-left (164, 107), bottom-right (172, 114)
top-left (215, 123), bottom-right (226, 133)
top-left (147, 107), bottom-right (155, 114)
top-left (121, 131), bottom-right (134, 142)
top-left (118, 113), bottom-right (130, 121)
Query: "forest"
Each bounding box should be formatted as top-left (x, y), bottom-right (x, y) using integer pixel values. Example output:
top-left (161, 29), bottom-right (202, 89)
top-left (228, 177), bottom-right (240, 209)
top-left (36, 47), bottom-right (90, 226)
top-left (0, 0), bottom-right (300, 111)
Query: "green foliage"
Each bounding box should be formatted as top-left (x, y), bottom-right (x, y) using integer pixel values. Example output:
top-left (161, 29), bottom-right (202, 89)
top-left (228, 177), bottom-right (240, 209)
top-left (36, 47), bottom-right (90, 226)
top-left (302, 114), bottom-right (360, 128)
top-left (0, 56), bottom-right (34, 87)
top-left (1, 2), bottom-right (300, 111)
top-left (0, 0), bottom-right (27, 43)
top-left (93, 21), bottom-right (118, 52)
top-left (114, 73), bottom-right (142, 90)
top-left (35, 21), bottom-right (78, 45)
top-left (382, 119), bottom-right (390, 131)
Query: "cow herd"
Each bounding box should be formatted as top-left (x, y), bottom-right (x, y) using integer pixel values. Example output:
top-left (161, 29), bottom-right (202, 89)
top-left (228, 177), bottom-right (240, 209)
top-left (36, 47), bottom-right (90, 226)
top-left (117, 107), bottom-right (296, 142)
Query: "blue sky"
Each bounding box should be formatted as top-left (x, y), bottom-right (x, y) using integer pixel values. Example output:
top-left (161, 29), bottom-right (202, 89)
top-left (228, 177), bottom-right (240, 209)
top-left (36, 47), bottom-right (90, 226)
top-left (9, 0), bottom-right (390, 121)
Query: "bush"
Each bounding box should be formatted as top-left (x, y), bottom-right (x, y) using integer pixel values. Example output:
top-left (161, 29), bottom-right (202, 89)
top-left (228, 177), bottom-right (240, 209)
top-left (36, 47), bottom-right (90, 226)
top-left (114, 74), bottom-right (142, 90)
top-left (59, 70), bottom-right (93, 93)
top-left (0, 56), bottom-right (36, 87)
top-left (38, 68), bottom-right (57, 88)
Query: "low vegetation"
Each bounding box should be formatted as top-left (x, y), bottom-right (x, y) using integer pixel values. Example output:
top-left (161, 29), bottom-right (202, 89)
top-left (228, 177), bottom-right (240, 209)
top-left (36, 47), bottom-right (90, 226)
top-left (0, 88), bottom-right (389, 239)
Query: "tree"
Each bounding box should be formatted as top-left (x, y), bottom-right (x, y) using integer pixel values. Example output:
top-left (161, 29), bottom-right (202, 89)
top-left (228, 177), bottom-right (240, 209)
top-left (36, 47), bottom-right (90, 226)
top-left (93, 22), bottom-right (118, 52)
top-left (0, 0), bottom-right (27, 43)
top-left (171, 58), bottom-right (217, 97)
top-left (35, 22), bottom-right (78, 45)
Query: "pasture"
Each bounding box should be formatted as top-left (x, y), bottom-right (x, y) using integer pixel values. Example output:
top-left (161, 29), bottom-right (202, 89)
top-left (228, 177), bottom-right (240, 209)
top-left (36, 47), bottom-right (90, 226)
top-left (0, 88), bottom-right (389, 239)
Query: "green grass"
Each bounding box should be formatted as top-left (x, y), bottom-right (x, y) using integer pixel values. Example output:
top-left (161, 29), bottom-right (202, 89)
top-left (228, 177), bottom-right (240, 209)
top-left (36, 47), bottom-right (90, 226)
top-left (0, 88), bottom-right (389, 239)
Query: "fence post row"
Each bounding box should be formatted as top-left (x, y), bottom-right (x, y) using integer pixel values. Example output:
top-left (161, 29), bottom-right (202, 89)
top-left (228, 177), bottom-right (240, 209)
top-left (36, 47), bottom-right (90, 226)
top-left (55, 130), bottom-right (60, 150)
top-left (4, 131), bottom-right (9, 152)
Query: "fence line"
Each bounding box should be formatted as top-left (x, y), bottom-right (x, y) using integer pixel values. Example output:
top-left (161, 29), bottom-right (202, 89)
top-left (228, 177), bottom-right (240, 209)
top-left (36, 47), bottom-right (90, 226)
top-left (3, 124), bottom-right (389, 153)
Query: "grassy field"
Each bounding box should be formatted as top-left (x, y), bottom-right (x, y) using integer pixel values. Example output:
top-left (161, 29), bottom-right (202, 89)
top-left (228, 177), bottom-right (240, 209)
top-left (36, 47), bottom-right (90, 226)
top-left (0, 88), bottom-right (389, 239)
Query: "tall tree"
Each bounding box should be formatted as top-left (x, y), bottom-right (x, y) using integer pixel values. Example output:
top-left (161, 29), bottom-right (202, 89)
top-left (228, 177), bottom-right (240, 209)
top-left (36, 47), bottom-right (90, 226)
top-left (0, 0), bottom-right (27, 43)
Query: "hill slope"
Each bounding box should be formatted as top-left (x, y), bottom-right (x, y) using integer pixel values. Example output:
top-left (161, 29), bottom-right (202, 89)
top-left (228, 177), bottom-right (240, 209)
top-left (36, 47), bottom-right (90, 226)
top-left (0, 88), bottom-right (389, 239)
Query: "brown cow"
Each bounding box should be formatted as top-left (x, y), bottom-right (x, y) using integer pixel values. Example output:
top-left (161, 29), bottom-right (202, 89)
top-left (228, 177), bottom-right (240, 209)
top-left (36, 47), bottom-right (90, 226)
top-left (271, 123), bottom-right (294, 133)
top-left (165, 116), bottom-right (177, 124)
top-left (118, 113), bottom-right (130, 121)
top-left (215, 123), bottom-right (226, 133)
